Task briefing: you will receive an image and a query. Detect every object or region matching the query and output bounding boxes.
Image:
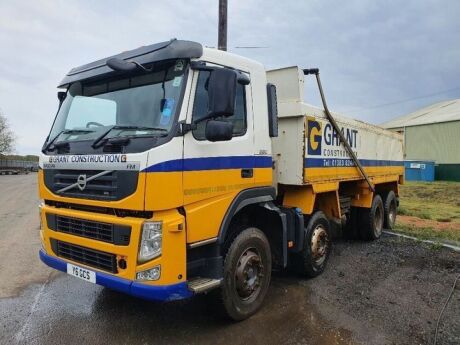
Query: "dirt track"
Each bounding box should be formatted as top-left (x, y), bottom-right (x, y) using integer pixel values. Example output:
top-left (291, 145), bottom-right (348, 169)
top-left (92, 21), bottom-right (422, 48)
top-left (0, 174), bottom-right (459, 344)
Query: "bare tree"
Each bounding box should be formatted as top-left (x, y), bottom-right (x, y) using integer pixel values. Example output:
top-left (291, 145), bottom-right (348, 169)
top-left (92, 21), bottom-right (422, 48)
top-left (0, 109), bottom-right (15, 154)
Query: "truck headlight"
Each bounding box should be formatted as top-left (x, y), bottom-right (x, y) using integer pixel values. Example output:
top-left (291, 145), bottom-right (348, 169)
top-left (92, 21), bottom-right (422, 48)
top-left (138, 221), bottom-right (162, 262)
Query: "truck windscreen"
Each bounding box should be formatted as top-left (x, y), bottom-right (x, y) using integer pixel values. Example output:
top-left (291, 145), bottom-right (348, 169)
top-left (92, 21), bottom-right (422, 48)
top-left (47, 59), bottom-right (188, 148)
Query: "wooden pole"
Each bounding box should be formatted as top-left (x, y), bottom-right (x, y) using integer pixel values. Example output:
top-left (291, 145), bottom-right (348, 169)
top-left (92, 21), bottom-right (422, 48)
top-left (218, 0), bottom-right (227, 51)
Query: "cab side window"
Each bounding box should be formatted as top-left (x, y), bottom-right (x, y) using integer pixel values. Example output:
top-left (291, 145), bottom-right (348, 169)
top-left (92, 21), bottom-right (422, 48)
top-left (192, 70), bottom-right (247, 140)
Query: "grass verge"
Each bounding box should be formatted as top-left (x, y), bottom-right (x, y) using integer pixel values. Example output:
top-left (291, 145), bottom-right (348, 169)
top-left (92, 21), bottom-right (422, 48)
top-left (393, 223), bottom-right (460, 243)
top-left (395, 181), bottom-right (460, 243)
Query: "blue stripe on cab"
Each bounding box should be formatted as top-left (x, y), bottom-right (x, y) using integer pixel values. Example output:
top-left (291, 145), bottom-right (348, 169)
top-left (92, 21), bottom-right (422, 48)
top-left (183, 156), bottom-right (254, 171)
top-left (254, 156), bottom-right (273, 168)
top-left (144, 155), bottom-right (272, 173)
top-left (305, 158), bottom-right (404, 168)
top-left (144, 159), bottom-right (183, 173)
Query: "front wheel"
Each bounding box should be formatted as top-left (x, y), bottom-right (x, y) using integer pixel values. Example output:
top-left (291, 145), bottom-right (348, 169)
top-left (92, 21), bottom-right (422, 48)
top-left (221, 227), bottom-right (272, 321)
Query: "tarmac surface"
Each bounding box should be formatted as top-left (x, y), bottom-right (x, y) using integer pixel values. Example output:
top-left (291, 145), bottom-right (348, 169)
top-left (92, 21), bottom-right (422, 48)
top-left (0, 174), bottom-right (459, 345)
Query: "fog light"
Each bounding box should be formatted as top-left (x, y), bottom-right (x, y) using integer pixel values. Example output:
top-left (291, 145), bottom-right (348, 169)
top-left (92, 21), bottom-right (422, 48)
top-left (136, 265), bottom-right (161, 281)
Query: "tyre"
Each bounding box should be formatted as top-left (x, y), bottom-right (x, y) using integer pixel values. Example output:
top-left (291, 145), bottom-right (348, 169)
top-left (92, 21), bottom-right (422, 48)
top-left (292, 211), bottom-right (331, 277)
top-left (221, 227), bottom-right (272, 321)
top-left (359, 194), bottom-right (384, 240)
top-left (384, 191), bottom-right (397, 230)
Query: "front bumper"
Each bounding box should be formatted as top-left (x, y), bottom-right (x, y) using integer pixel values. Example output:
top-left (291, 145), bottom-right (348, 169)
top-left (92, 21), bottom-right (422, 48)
top-left (39, 249), bottom-right (193, 302)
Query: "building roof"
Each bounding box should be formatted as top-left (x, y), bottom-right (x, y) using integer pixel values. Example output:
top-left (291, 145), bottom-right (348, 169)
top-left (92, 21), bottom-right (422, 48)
top-left (381, 99), bottom-right (460, 129)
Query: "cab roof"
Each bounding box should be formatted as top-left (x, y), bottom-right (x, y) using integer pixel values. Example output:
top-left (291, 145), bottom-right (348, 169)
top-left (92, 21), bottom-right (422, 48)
top-left (58, 39), bottom-right (203, 88)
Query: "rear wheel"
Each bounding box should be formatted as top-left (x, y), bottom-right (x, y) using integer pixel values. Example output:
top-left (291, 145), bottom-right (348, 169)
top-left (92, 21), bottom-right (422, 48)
top-left (359, 194), bottom-right (384, 240)
top-left (384, 191), bottom-right (397, 229)
top-left (221, 227), bottom-right (272, 321)
top-left (292, 211), bottom-right (331, 277)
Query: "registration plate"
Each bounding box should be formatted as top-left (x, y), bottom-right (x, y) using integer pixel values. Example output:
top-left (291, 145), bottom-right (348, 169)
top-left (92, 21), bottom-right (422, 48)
top-left (67, 263), bottom-right (96, 283)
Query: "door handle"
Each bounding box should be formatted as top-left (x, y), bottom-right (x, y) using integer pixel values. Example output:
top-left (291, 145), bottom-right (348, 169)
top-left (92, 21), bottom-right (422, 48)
top-left (241, 168), bottom-right (253, 178)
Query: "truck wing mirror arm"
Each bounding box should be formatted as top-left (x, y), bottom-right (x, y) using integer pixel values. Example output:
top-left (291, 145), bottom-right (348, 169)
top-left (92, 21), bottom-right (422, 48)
top-left (177, 121), bottom-right (197, 136)
top-left (177, 115), bottom-right (220, 136)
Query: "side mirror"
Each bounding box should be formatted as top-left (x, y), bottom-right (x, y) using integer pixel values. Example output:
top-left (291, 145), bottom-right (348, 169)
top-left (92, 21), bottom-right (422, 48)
top-left (266, 83), bottom-right (278, 137)
top-left (205, 120), bottom-right (233, 142)
top-left (207, 68), bottom-right (237, 118)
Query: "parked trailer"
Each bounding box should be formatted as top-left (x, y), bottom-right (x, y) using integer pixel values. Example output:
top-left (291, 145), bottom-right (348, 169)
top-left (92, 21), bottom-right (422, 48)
top-left (0, 159), bottom-right (38, 175)
top-left (38, 40), bottom-right (404, 320)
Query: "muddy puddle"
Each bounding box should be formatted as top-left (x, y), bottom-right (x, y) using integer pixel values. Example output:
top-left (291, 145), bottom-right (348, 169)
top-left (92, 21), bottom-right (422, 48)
top-left (0, 273), bottom-right (355, 345)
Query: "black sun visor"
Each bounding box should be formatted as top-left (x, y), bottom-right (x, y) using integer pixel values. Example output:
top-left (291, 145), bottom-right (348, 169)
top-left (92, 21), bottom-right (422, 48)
top-left (58, 39), bottom-right (203, 88)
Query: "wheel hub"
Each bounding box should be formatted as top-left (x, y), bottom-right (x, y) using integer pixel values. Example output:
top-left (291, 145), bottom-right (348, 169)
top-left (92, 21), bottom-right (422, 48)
top-left (389, 202), bottom-right (396, 225)
top-left (235, 249), bottom-right (264, 299)
top-left (374, 205), bottom-right (384, 235)
top-left (311, 225), bottom-right (329, 265)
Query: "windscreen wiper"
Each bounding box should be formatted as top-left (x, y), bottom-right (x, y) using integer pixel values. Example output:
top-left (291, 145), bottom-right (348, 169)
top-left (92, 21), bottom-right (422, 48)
top-left (91, 125), bottom-right (168, 148)
top-left (43, 129), bottom-right (94, 152)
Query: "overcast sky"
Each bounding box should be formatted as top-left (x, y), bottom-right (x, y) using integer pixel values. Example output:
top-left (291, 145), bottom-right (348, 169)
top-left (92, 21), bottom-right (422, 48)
top-left (1, 0), bottom-right (459, 155)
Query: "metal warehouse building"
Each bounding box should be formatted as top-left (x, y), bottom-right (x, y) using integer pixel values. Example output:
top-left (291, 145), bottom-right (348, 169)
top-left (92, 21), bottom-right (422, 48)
top-left (382, 99), bottom-right (460, 181)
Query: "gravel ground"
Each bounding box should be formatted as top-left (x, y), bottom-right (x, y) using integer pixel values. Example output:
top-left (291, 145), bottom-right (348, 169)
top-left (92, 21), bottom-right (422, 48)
top-left (303, 236), bottom-right (460, 345)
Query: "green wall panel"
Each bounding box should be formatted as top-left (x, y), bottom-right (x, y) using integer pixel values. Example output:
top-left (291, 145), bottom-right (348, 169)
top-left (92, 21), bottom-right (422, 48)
top-left (435, 164), bottom-right (460, 181)
top-left (405, 121), bottom-right (460, 164)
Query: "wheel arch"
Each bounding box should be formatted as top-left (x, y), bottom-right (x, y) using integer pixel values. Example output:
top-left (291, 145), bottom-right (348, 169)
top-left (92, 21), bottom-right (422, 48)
top-left (375, 181), bottom-right (400, 198)
top-left (217, 187), bottom-right (276, 245)
top-left (217, 187), bottom-right (288, 268)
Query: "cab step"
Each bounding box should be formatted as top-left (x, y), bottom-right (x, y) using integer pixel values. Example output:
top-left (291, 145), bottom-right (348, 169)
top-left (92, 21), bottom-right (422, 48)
top-left (187, 277), bottom-right (222, 293)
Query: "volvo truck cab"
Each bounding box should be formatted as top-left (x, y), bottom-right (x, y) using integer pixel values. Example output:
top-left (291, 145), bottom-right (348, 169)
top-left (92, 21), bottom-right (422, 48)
top-left (40, 39), bottom-right (277, 319)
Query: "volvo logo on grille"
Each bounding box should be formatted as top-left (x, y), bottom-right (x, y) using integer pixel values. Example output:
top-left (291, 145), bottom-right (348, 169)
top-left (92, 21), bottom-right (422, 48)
top-left (56, 170), bottom-right (113, 194)
top-left (77, 174), bottom-right (87, 191)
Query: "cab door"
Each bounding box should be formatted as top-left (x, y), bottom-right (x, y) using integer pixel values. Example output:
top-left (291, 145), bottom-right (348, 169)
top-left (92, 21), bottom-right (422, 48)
top-left (183, 67), bottom-right (255, 243)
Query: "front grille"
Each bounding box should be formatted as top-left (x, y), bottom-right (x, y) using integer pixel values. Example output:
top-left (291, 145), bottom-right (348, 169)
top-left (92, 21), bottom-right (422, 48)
top-left (54, 170), bottom-right (118, 199)
top-left (46, 214), bottom-right (131, 245)
top-left (56, 215), bottom-right (114, 242)
top-left (51, 239), bottom-right (118, 273)
top-left (43, 169), bottom-right (139, 201)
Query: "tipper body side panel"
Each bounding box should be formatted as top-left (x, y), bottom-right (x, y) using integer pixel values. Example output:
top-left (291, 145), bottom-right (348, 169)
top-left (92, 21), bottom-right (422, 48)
top-left (268, 66), bottom-right (404, 187)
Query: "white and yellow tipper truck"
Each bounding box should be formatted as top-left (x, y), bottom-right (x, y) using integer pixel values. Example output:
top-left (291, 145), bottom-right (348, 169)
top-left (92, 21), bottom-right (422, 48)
top-left (38, 39), bottom-right (403, 320)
